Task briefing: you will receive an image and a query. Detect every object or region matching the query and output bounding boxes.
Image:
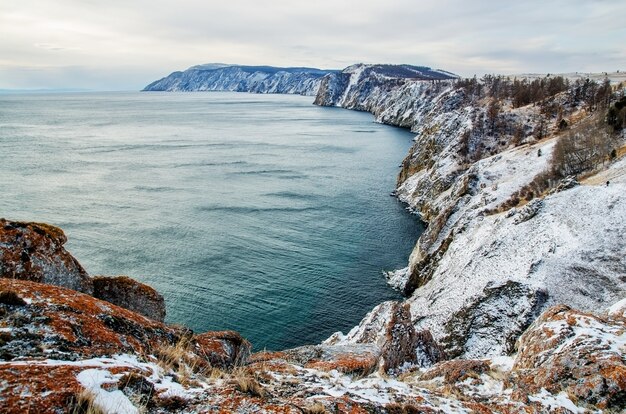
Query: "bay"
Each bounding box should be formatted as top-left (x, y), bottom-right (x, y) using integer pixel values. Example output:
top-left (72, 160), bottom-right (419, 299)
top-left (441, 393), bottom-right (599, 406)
top-left (0, 91), bottom-right (423, 350)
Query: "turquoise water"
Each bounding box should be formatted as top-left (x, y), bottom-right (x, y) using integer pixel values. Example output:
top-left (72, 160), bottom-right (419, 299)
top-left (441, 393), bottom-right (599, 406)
top-left (0, 92), bottom-right (422, 350)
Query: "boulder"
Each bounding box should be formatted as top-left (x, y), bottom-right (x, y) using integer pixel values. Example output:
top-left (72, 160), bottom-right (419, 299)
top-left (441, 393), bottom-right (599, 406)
top-left (441, 281), bottom-right (548, 358)
top-left (92, 275), bottom-right (166, 322)
top-left (510, 304), bottom-right (626, 410)
top-left (325, 301), bottom-right (445, 372)
top-left (0, 219), bottom-right (92, 294)
top-left (194, 330), bottom-right (252, 368)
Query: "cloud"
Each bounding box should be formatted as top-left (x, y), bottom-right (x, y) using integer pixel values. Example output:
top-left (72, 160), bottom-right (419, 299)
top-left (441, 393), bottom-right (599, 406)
top-left (0, 0), bottom-right (624, 89)
top-left (34, 43), bottom-right (80, 51)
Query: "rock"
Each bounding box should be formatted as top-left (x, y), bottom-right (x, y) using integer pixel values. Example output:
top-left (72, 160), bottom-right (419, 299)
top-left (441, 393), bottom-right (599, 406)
top-left (325, 301), bottom-right (445, 372)
top-left (441, 281), bottom-right (548, 359)
top-left (0, 219), bottom-right (93, 294)
top-left (510, 304), bottom-right (626, 410)
top-left (194, 330), bottom-right (252, 368)
top-left (548, 176), bottom-right (580, 194)
top-left (384, 267), bottom-right (410, 291)
top-left (282, 344), bottom-right (380, 377)
top-left (92, 275), bottom-right (166, 322)
top-left (513, 198), bottom-right (544, 224)
top-left (0, 278), bottom-right (182, 362)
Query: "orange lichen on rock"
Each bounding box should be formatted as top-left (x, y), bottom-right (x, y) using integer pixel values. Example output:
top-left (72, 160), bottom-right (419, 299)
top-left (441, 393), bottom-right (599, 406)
top-left (0, 278), bottom-right (177, 359)
top-left (510, 304), bottom-right (626, 409)
top-left (305, 352), bottom-right (378, 376)
top-left (0, 218), bottom-right (93, 294)
top-left (92, 275), bottom-right (166, 322)
top-left (195, 330), bottom-right (252, 368)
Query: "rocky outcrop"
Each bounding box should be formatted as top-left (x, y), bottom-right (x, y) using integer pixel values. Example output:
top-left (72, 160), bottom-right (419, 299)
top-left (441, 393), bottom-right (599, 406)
top-left (441, 281), bottom-right (548, 359)
top-left (510, 304), bottom-right (626, 410)
top-left (0, 278), bottom-right (250, 412)
top-left (0, 218), bottom-right (93, 294)
top-left (194, 330), bottom-right (252, 369)
top-left (325, 301), bottom-right (445, 371)
top-left (314, 64), bottom-right (457, 113)
top-left (143, 64), bottom-right (335, 95)
top-left (92, 275), bottom-right (166, 322)
top-left (0, 218), bottom-right (171, 322)
top-left (317, 67), bottom-right (626, 363)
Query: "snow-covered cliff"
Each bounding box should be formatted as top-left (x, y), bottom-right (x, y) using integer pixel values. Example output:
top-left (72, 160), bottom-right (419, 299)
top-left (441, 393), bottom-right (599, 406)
top-left (143, 64), bottom-right (336, 95)
top-left (317, 67), bottom-right (626, 362)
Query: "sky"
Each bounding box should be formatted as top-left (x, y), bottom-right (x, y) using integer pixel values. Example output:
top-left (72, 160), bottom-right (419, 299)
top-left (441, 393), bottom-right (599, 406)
top-left (1, 0), bottom-right (624, 90)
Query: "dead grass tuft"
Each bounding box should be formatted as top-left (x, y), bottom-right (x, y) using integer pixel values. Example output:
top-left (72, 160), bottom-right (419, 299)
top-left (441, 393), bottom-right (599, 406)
top-left (302, 401), bottom-right (328, 413)
top-left (231, 367), bottom-right (266, 398)
top-left (70, 389), bottom-right (105, 414)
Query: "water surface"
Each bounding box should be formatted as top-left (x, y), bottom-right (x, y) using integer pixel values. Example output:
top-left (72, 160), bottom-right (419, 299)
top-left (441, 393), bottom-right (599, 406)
top-left (0, 92), bottom-right (422, 349)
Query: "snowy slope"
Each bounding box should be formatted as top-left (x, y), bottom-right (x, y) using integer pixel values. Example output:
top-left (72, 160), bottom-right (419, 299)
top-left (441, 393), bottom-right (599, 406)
top-left (143, 64), bottom-right (336, 95)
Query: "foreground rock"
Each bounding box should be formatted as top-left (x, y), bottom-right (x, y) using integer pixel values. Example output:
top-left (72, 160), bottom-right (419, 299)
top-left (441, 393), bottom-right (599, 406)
top-left (510, 304), bottom-right (626, 410)
top-left (1, 278), bottom-right (623, 412)
top-left (0, 278), bottom-right (250, 412)
top-left (0, 219), bottom-right (93, 294)
top-left (92, 275), bottom-right (166, 322)
top-left (0, 218), bottom-right (167, 321)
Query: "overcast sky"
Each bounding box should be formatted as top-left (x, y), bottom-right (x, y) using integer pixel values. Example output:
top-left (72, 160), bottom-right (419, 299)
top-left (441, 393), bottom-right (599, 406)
top-left (1, 0), bottom-right (624, 90)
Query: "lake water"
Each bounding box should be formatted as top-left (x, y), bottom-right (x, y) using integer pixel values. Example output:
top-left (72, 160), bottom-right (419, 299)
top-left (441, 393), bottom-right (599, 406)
top-left (0, 91), bottom-right (422, 350)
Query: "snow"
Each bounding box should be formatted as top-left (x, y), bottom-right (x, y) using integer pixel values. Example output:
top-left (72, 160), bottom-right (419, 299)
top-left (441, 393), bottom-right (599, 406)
top-left (541, 314), bottom-right (626, 358)
top-left (383, 267), bottom-right (409, 291)
top-left (528, 389), bottom-right (585, 413)
top-left (488, 355), bottom-right (515, 372)
top-left (76, 369), bottom-right (138, 414)
top-left (405, 147), bottom-right (626, 357)
top-left (307, 369), bottom-right (470, 412)
top-left (338, 65), bottom-right (365, 106)
top-left (607, 297), bottom-right (626, 317)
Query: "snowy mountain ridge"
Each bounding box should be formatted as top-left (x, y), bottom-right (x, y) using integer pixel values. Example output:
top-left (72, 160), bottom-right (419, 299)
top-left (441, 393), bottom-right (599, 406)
top-left (142, 64), bottom-right (338, 95)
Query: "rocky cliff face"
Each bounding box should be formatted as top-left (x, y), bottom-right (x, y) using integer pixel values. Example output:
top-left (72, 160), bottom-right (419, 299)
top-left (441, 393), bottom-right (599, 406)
top-left (315, 68), bottom-right (626, 361)
top-left (143, 64), bottom-right (336, 95)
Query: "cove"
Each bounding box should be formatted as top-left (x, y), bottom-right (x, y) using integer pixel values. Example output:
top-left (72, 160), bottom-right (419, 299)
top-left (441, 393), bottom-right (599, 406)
top-left (0, 91), bottom-right (424, 350)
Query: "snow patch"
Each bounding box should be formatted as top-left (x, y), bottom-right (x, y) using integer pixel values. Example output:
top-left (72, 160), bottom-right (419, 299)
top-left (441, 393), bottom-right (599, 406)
top-left (76, 369), bottom-right (138, 414)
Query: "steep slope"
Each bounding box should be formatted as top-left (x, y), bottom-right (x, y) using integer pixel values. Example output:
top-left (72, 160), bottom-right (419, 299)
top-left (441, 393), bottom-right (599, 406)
top-left (316, 70), bottom-right (626, 360)
top-left (143, 64), bottom-right (337, 95)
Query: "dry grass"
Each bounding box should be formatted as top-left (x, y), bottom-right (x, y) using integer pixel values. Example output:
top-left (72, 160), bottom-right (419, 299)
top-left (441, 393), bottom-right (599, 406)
top-left (70, 389), bottom-right (105, 414)
top-left (301, 401), bottom-right (328, 414)
top-left (231, 367), bottom-right (266, 398)
top-left (154, 336), bottom-right (209, 386)
top-left (385, 402), bottom-right (423, 414)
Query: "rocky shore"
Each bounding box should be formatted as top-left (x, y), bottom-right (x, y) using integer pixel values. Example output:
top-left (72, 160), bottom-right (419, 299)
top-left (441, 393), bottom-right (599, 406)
top-left (1, 218), bottom-right (625, 412)
top-left (1, 65), bottom-right (625, 412)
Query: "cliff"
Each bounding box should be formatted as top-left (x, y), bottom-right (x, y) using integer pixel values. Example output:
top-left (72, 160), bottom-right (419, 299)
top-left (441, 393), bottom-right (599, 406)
top-left (315, 67), bottom-right (626, 360)
top-left (143, 64), bottom-right (337, 95)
